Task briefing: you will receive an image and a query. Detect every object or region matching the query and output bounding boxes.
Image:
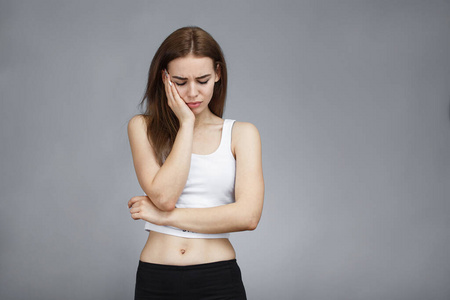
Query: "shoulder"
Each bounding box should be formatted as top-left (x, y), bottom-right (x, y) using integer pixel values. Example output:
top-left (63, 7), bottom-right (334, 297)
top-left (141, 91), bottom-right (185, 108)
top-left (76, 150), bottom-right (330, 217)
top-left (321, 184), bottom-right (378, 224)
top-left (128, 114), bottom-right (148, 134)
top-left (232, 121), bottom-right (260, 140)
top-left (231, 121), bottom-right (261, 153)
top-left (128, 114), bottom-right (147, 127)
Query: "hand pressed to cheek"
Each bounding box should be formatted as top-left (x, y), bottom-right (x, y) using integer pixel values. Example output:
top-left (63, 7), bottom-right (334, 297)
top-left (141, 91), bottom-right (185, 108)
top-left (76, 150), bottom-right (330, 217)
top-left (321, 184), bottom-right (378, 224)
top-left (163, 69), bottom-right (195, 123)
top-left (166, 72), bottom-right (185, 102)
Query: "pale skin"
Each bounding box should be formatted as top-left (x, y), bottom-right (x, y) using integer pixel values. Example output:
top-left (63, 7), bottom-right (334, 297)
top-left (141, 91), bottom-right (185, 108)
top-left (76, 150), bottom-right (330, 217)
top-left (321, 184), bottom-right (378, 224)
top-left (127, 54), bottom-right (264, 265)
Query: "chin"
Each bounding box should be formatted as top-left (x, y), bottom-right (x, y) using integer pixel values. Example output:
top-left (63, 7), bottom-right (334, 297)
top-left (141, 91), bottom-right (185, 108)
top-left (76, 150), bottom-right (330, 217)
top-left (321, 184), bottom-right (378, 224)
top-left (190, 103), bottom-right (209, 115)
top-left (192, 109), bottom-right (205, 115)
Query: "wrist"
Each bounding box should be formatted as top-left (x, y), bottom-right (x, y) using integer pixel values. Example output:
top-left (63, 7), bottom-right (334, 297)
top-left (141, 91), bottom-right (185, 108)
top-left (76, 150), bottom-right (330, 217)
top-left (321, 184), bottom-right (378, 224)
top-left (160, 209), bottom-right (175, 226)
top-left (179, 118), bottom-right (195, 128)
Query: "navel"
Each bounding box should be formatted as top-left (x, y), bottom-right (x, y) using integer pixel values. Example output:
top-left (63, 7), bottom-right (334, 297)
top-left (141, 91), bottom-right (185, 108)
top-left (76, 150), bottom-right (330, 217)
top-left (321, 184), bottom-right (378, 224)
top-left (180, 249), bottom-right (186, 255)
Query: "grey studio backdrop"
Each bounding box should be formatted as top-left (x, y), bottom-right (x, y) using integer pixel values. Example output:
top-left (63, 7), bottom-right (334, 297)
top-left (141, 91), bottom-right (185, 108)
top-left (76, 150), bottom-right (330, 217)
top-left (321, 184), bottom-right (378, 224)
top-left (1, 1), bottom-right (449, 299)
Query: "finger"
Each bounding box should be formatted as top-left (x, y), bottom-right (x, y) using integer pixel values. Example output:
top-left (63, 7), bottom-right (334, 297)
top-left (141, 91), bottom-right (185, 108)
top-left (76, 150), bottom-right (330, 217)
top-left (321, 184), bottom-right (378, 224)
top-left (127, 198), bottom-right (134, 208)
top-left (169, 81), bottom-right (184, 104)
top-left (162, 69), bottom-right (170, 87)
top-left (165, 71), bottom-right (185, 109)
top-left (129, 206), bottom-right (140, 214)
top-left (131, 212), bottom-right (141, 220)
top-left (128, 197), bottom-right (138, 208)
top-left (128, 196), bottom-right (144, 208)
top-left (164, 69), bottom-right (173, 87)
top-left (163, 70), bottom-right (175, 103)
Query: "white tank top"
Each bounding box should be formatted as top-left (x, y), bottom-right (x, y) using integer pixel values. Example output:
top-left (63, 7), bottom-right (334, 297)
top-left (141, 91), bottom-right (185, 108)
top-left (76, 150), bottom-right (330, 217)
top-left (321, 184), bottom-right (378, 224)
top-left (145, 119), bottom-right (236, 238)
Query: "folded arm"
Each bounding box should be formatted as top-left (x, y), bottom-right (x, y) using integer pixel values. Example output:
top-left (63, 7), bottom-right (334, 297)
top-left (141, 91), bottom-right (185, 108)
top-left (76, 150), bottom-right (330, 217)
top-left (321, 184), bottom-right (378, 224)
top-left (127, 114), bottom-right (194, 211)
top-left (129, 122), bottom-right (264, 233)
top-left (128, 72), bottom-right (198, 211)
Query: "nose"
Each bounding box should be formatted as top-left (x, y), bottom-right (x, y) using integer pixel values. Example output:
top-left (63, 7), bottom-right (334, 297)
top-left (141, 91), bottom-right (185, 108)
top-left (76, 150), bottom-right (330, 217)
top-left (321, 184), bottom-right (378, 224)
top-left (186, 82), bottom-right (198, 100)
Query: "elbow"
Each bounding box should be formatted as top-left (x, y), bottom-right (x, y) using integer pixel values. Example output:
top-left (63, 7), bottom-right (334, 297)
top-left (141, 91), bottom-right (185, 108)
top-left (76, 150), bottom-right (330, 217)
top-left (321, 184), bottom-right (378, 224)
top-left (144, 186), bottom-right (178, 212)
top-left (151, 192), bottom-right (177, 212)
top-left (237, 203), bottom-right (263, 231)
top-left (245, 216), bottom-right (260, 231)
top-left (159, 201), bottom-right (176, 212)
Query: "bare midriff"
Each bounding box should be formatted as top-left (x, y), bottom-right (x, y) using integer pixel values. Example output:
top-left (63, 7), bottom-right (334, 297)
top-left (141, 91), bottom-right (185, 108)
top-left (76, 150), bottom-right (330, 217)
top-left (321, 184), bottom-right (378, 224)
top-left (140, 231), bottom-right (236, 266)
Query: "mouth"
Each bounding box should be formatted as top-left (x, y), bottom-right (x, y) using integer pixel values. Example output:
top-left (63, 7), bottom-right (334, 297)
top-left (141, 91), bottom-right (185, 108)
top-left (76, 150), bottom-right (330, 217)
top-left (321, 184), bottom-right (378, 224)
top-left (186, 102), bottom-right (202, 108)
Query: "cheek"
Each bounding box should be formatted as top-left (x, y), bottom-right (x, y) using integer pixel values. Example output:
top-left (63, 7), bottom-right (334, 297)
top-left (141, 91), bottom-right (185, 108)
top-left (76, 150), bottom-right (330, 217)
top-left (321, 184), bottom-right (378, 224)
top-left (175, 86), bottom-right (188, 98)
top-left (200, 83), bottom-right (215, 95)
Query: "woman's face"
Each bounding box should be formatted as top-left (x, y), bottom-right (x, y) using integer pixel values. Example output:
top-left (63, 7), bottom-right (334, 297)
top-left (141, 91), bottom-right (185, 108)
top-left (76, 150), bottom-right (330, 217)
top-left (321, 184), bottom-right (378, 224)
top-left (167, 54), bottom-right (220, 115)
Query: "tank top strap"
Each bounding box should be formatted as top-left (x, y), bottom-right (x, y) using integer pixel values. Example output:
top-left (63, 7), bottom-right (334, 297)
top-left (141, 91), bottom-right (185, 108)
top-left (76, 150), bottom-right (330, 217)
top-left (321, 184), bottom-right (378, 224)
top-left (218, 119), bottom-right (235, 155)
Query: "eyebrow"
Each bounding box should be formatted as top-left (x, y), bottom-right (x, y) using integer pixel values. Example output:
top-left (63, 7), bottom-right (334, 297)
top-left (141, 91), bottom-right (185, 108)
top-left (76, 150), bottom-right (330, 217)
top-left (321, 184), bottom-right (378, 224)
top-left (171, 74), bottom-right (212, 80)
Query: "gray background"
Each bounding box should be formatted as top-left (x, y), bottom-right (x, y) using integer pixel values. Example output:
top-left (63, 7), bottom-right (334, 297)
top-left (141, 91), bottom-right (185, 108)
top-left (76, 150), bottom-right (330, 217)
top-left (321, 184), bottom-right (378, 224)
top-left (1, 1), bottom-right (449, 299)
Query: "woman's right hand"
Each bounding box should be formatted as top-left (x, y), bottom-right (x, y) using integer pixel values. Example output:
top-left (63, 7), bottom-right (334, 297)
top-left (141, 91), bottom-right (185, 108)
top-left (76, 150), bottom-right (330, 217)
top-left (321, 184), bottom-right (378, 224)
top-left (128, 195), bottom-right (170, 225)
top-left (164, 70), bottom-right (195, 125)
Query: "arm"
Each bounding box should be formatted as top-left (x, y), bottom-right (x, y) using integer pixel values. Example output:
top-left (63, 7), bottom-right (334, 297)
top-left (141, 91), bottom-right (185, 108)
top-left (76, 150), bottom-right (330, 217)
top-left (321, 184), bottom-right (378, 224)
top-left (127, 72), bottom-right (195, 211)
top-left (129, 122), bottom-right (264, 233)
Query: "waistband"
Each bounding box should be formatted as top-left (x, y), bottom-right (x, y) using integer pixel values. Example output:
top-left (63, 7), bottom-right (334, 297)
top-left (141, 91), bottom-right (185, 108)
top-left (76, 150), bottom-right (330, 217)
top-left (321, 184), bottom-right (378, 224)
top-left (138, 259), bottom-right (238, 271)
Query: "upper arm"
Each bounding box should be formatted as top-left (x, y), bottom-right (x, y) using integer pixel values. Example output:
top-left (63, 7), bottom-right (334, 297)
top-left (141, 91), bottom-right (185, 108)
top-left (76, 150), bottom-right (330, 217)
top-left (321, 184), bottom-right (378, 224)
top-left (232, 122), bottom-right (264, 224)
top-left (127, 115), bottom-right (161, 198)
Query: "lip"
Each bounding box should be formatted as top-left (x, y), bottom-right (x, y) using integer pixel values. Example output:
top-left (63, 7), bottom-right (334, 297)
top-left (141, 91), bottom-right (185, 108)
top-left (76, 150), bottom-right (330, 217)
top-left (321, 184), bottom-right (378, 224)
top-left (186, 102), bottom-right (202, 108)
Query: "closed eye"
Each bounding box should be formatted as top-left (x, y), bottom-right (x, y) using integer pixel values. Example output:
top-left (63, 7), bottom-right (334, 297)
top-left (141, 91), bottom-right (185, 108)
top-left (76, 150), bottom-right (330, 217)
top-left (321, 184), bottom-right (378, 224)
top-left (174, 80), bottom-right (209, 86)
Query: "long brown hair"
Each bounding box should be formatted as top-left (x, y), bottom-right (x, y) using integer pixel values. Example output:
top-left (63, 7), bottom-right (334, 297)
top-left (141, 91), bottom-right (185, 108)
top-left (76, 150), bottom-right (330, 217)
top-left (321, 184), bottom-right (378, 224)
top-left (140, 26), bottom-right (228, 165)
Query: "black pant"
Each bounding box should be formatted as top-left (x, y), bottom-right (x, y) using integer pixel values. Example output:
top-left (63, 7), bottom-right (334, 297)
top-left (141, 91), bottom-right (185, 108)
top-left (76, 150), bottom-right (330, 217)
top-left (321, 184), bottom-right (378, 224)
top-left (135, 259), bottom-right (247, 300)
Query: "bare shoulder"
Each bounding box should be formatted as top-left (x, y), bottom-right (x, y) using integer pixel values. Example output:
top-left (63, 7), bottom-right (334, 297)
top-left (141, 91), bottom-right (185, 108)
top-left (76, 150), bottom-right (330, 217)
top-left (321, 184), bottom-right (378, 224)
top-left (127, 115), bottom-right (152, 149)
top-left (232, 121), bottom-right (261, 154)
top-left (128, 114), bottom-right (148, 134)
top-left (232, 121), bottom-right (261, 140)
top-left (127, 114), bottom-right (157, 160)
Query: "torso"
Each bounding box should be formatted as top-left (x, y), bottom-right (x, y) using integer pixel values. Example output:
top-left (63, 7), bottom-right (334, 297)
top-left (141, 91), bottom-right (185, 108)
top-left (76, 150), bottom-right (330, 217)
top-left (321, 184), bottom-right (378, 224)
top-left (140, 232), bottom-right (236, 265)
top-left (140, 116), bottom-right (237, 266)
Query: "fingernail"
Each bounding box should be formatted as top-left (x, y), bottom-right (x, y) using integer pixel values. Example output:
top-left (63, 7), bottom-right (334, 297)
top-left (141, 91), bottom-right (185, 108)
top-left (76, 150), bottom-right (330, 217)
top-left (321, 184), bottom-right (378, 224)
top-left (164, 70), bottom-right (172, 86)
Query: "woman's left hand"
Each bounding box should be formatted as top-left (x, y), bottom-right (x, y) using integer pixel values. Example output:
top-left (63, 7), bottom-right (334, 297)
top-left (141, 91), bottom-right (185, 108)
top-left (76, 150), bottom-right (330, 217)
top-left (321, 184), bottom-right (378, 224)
top-left (128, 196), bottom-right (168, 225)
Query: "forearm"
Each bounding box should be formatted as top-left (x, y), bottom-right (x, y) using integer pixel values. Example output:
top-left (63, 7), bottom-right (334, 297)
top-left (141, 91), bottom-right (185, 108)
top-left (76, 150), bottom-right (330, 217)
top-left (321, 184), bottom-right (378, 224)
top-left (162, 201), bottom-right (262, 234)
top-left (146, 122), bottom-right (194, 210)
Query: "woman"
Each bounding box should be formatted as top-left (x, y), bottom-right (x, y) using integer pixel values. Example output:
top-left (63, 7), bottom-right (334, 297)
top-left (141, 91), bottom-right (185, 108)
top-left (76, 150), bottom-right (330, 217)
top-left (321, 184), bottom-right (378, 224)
top-left (127, 26), bottom-right (264, 299)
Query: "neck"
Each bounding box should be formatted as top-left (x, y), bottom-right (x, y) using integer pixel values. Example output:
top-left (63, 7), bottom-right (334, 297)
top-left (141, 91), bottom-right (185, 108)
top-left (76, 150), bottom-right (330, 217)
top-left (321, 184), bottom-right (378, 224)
top-left (193, 108), bottom-right (217, 128)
